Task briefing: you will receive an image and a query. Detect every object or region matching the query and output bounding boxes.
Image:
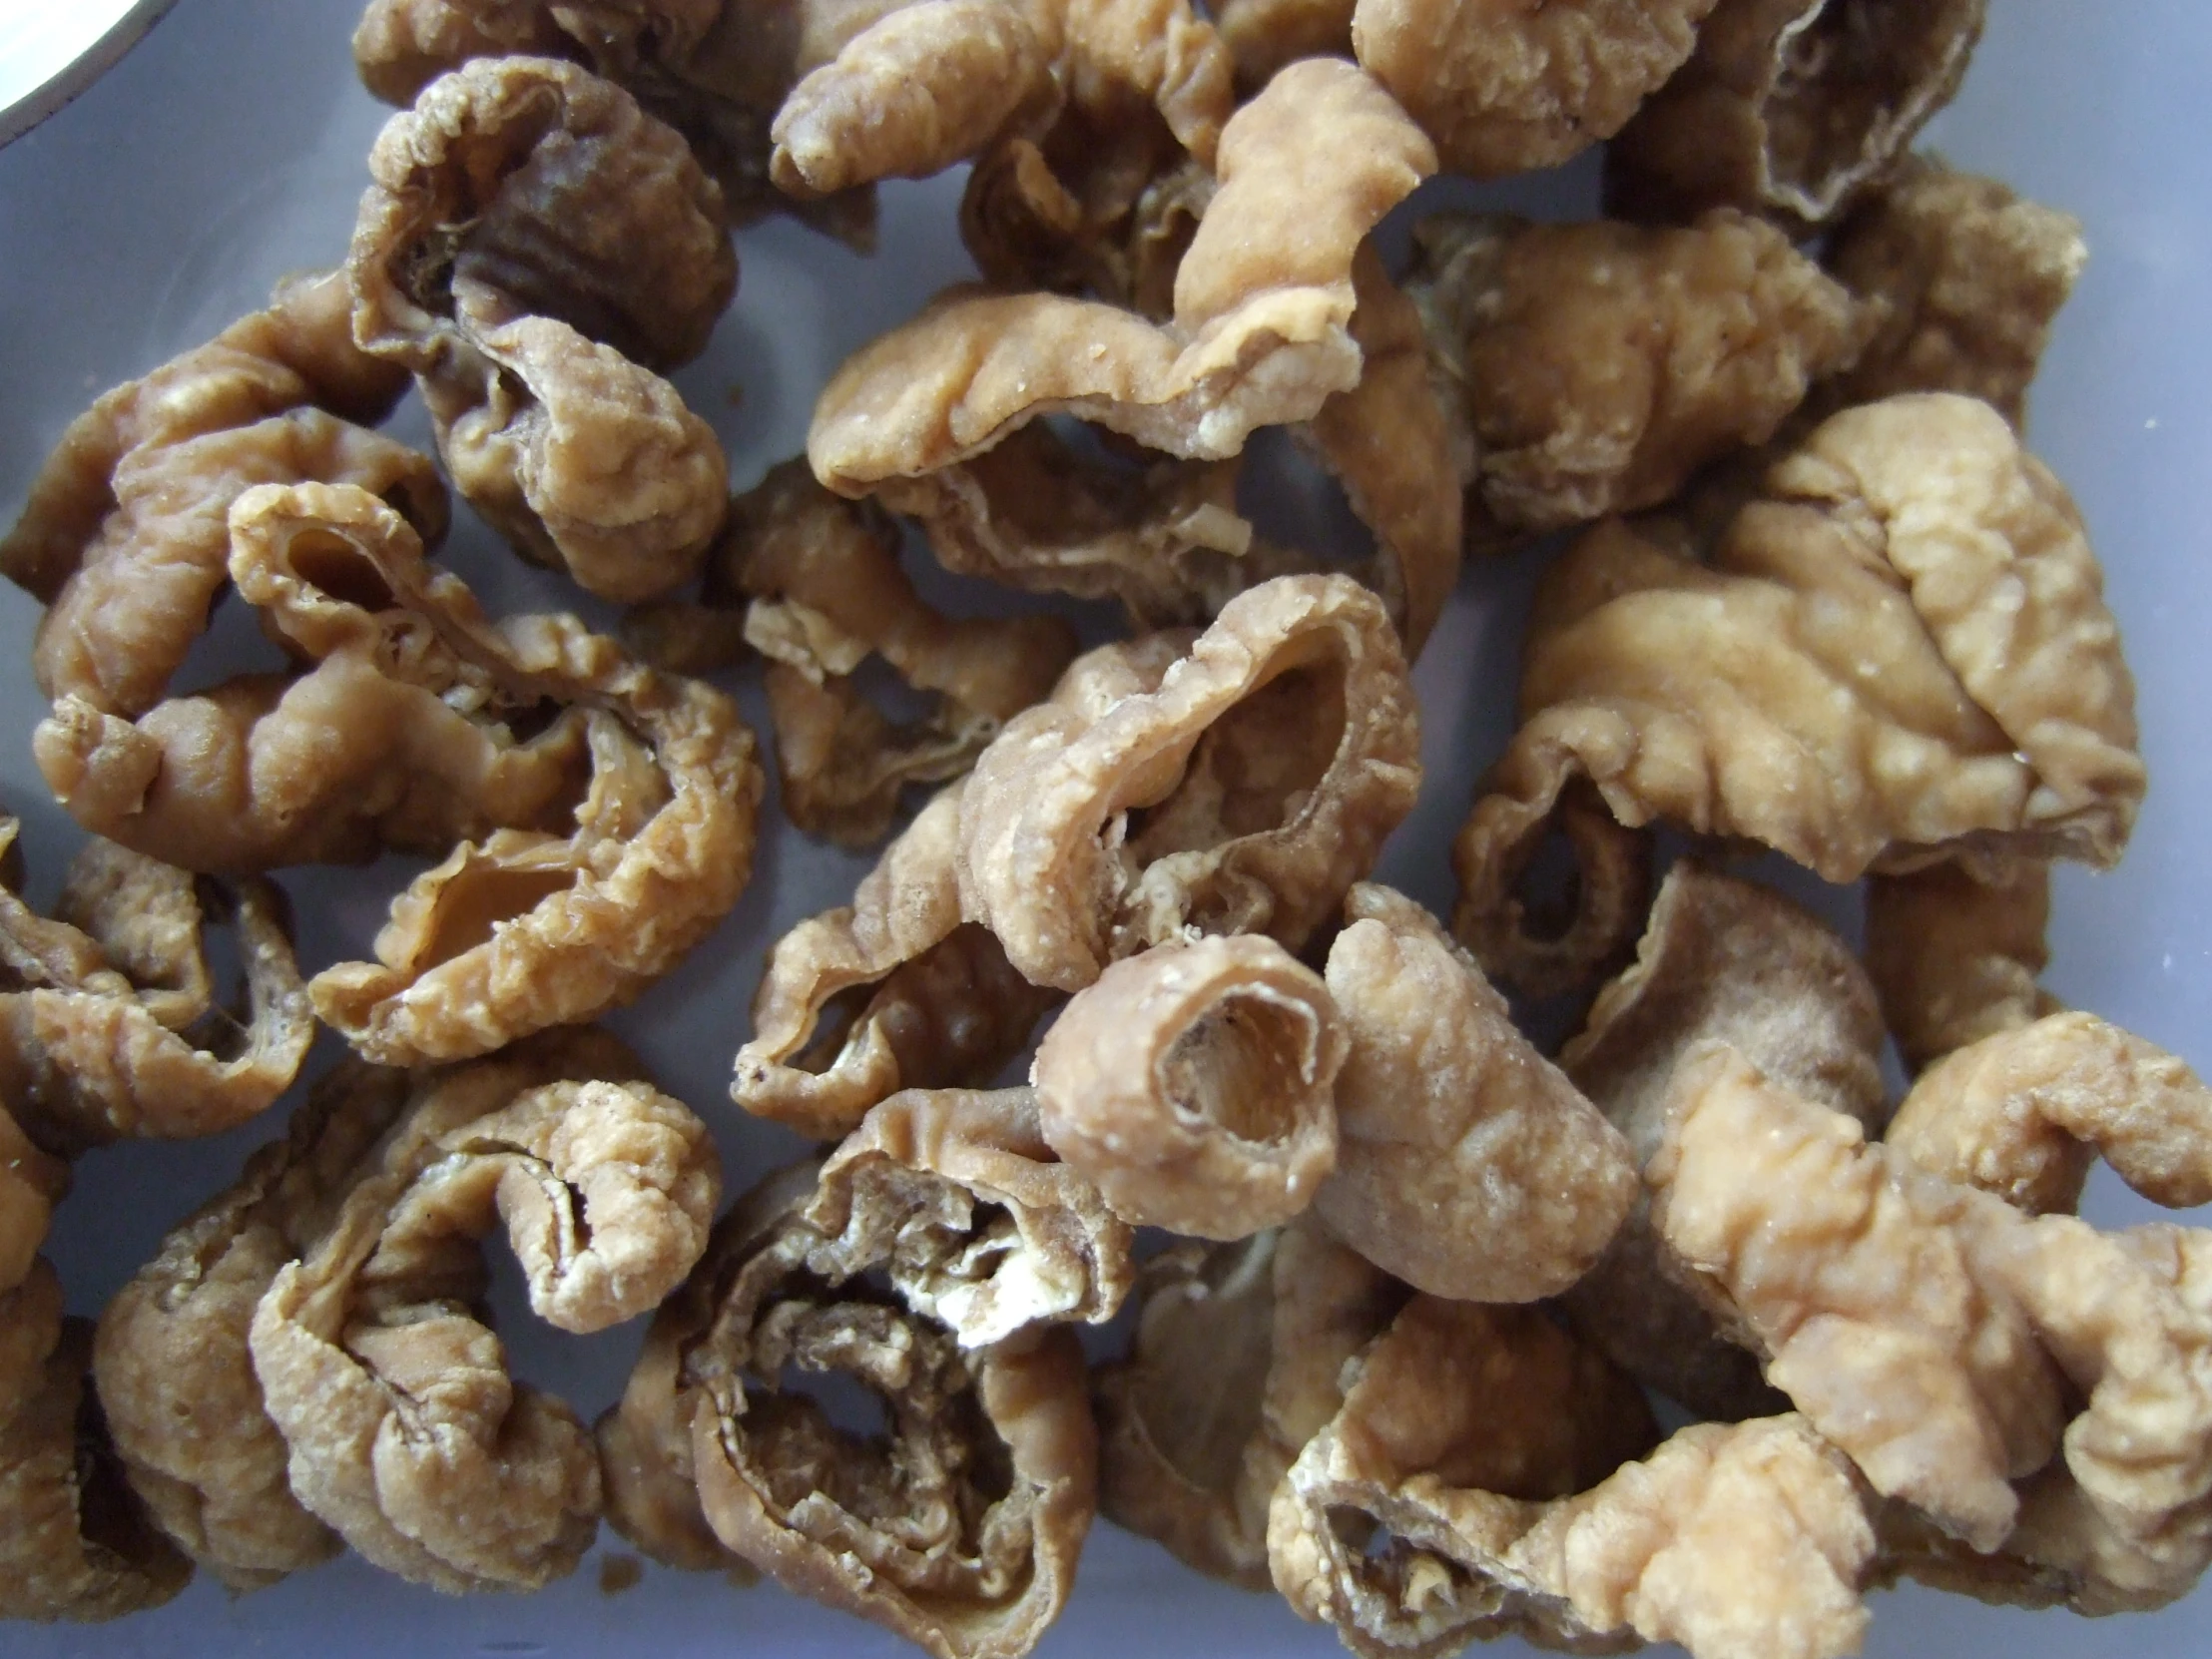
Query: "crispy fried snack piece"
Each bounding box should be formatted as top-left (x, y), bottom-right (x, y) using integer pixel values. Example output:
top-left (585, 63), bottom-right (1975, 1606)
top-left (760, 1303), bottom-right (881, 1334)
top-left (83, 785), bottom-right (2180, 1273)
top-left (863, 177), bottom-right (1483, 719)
top-left (1353, 0), bottom-right (1717, 179)
top-left (1452, 394), bottom-right (2144, 994)
top-left (626, 459), bottom-right (1079, 846)
top-left (1405, 209), bottom-right (1863, 543)
top-left (1557, 863), bottom-right (1884, 1418)
top-left (352, 0), bottom-right (903, 245)
top-left (0, 270), bottom-right (443, 722)
top-left (350, 56), bottom-right (734, 600)
top-left (1607, 0), bottom-right (1988, 227)
top-left (1033, 934), bottom-right (1344, 1239)
top-left (733, 780), bottom-right (1064, 1139)
top-left (1824, 156), bottom-right (2087, 428)
top-left (1318, 883), bottom-right (1634, 1303)
top-left (1213, 0), bottom-right (1353, 91)
top-left (602, 1156), bottom-right (1098, 1659)
top-left (808, 60), bottom-right (1434, 483)
top-left (1865, 858), bottom-right (2058, 1071)
top-left (1095, 1221), bottom-right (1402, 1588)
top-left (961, 575), bottom-right (1420, 990)
top-left (0, 821), bottom-right (311, 1155)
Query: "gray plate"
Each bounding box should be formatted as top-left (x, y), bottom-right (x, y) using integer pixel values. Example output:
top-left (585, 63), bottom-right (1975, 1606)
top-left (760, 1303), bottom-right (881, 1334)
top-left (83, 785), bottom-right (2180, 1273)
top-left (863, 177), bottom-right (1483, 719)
top-left (0, 0), bottom-right (181, 147)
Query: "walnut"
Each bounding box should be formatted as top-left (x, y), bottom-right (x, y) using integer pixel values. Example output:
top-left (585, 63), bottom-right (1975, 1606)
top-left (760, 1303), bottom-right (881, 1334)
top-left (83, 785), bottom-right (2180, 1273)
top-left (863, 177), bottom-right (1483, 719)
top-left (960, 575), bottom-right (1420, 990)
top-left (1453, 395), bottom-right (2144, 995)
top-left (1353, 0), bottom-right (1717, 178)
top-left (1213, 0), bottom-right (1353, 92)
top-left (1866, 858), bottom-right (2059, 1072)
top-left (1033, 934), bottom-right (1344, 1239)
top-left (350, 56), bottom-right (735, 600)
top-left (0, 270), bottom-right (442, 722)
top-left (1607, 0), bottom-right (1988, 227)
top-left (1317, 883), bottom-right (1635, 1303)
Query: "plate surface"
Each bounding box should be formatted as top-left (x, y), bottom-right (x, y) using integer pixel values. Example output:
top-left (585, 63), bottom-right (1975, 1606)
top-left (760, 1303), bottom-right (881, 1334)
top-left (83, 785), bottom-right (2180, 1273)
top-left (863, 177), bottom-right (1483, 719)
top-left (0, 0), bottom-right (180, 146)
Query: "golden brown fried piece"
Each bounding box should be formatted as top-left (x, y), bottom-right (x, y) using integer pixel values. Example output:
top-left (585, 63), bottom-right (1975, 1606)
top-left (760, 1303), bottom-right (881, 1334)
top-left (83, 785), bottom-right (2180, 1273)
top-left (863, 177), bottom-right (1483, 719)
top-left (350, 56), bottom-right (734, 599)
top-left (1453, 394), bottom-right (2144, 994)
top-left (1866, 858), bottom-right (2058, 1072)
top-left (1353, 0), bottom-right (1717, 179)
top-left (1608, 0), bottom-right (1988, 227)
top-left (1213, 0), bottom-right (1353, 91)
top-left (1406, 209), bottom-right (1863, 543)
top-left (961, 575), bottom-right (1420, 990)
top-left (1034, 935), bottom-right (1343, 1239)
top-left (1318, 884), bottom-right (1634, 1303)
top-left (0, 270), bottom-right (442, 722)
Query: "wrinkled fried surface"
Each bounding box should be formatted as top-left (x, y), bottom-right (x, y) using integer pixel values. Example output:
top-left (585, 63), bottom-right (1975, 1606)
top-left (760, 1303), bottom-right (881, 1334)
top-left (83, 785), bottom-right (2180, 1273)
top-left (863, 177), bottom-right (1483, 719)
top-left (1353, 0), bottom-right (1716, 178)
top-left (350, 56), bottom-right (734, 599)
top-left (1866, 858), bottom-right (2058, 1072)
top-left (733, 781), bottom-right (1063, 1139)
top-left (1319, 883), bottom-right (1634, 1303)
top-left (1827, 156), bottom-right (2087, 427)
top-left (0, 1108), bottom-right (66, 1302)
top-left (1452, 395), bottom-right (2143, 993)
top-left (1406, 209), bottom-right (1863, 542)
top-left (1034, 934), bottom-right (1343, 1239)
top-left (961, 575), bottom-right (1420, 990)
top-left (1608, 0), bottom-right (1988, 226)
top-left (1214, 0), bottom-right (1353, 90)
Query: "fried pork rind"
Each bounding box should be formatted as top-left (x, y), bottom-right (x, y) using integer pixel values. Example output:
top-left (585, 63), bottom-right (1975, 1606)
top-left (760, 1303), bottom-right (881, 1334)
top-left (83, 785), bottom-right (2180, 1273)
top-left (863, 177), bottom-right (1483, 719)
top-left (733, 780), bottom-right (1063, 1140)
top-left (1094, 1223), bottom-right (1401, 1588)
top-left (1033, 934), bottom-right (1343, 1239)
top-left (626, 459), bottom-right (1079, 846)
top-left (1318, 883), bottom-right (1634, 1303)
top-left (1825, 156), bottom-right (2088, 428)
top-left (604, 1156), bottom-right (1098, 1659)
top-left (1606, 0), bottom-right (1988, 228)
top-left (0, 269), bottom-right (443, 722)
top-left (1452, 393), bottom-right (2144, 994)
top-left (0, 822), bottom-right (312, 1155)
top-left (1404, 209), bottom-right (1864, 544)
top-left (350, 55), bottom-right (735, 600)
top-left (1557, 863), bottom-right (1884, 1418)
top-left (961, 574), bottom-right (1420, 991)
top-left (1866, 858), bottom-right (2057, 1072)
top-left (1352, 0), bottom-right (1717, 179)
top-left (1213, 0), bottom-right (1353, 91)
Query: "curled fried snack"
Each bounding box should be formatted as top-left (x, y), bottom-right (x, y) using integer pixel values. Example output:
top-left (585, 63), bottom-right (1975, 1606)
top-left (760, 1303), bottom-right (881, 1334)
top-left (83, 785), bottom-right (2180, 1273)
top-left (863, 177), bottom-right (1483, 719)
top-left (1866, 858), bottom-right (2058, 1071)
top-left (1452, 394), bottom-right (2144, 993)
top-left (1353, 0), bottom-right (1716, 178)
top-left (1826, 156), bottom-right (2087, 427)
top-left (0, 821), bottom-right (311, 1154)
top-left (627, 459), bottom-right (1078, 845)
top-left (1034, 934), bottom-right (1343, 1239)
top-left (1318, 884), bottom-right (1634, 1303)
top-left (0, 270), bottom-right (442, 721)
top-left (1607, 0), bottom-right (1988, 227)
top-left (733, 780), bottom-right (1063, 1139)
top-left (1405, 209), bottom-right (1863, 542)
top-left (1214, 0), bottom-right (1353, 91)
top-left (961, 575), bottom-right (1420, 990)
top-left (350, 56), bottom-right (734, 599)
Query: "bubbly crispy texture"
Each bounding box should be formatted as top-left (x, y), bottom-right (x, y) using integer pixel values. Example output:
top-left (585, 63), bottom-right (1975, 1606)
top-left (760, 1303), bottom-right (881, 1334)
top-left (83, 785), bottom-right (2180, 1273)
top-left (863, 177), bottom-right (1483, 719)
top-left (733, 780), bottom-right (1064, 1139)
top-left (961, 575), bottom-right (1420, 990)
top-left (1826, 156), bottom-right (2087, 427)
top-left (808, 60), bottom-right (1434, 483)
top-left (1318, 883), bottom-right (1634, 1302)
top-left (0, 1107), bottom-right (67, 1302)
top-left (1608, 0), bottom-right (1988, 226)
top-left (1406, 209), bottom-right (1863, 542)
top-left (350, 56), bottom-right (734, 600)
top-left (1866, 858), bottom-right (2057, 1072)
top-left (1557, 863), bottom-right (1885, 1418)
top-left (1353, 0), bottom-right (1716, 178)
top-left (1214, 0), bottom-right (1353, 90)
top-left (1452, 395), bottom-right (2144, 993)
top-left (1034, 935), bottom-right (1343, 1239)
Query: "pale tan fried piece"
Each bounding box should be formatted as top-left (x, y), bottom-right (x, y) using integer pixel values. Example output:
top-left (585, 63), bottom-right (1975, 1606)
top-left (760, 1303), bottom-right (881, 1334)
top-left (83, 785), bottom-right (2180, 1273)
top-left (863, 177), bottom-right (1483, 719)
top-left (1865, 858), bottom-right (2057, 1072)
top-left (350, 56), bottom-right (734, 600)
top-left (1825, 157), bottom-right (2087, 428)
top-left (1405, 209), bottom-right (1864, 544)
top-left (0, 270), bottom-right (443, 721)
top-left (732, 779), bottom-right (1065, 1140)
top-left (808, 60), bottom-right (1434, 484)
top-left (1318, 883), bottom-right (1634, 1303)
top-left (1607, 0), bottom-right (1988, 227)
top-left (1354, 0), bottom-right (1717, 179)
top-left (961, 574), bottom-right (1420, 990)
top-left (1214, 0), bottom-right (1353, 91)
top-left (1452, 394), bottom-right (2144, 995)
top-left (1033, 935), bottom-right (1343, 1239)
